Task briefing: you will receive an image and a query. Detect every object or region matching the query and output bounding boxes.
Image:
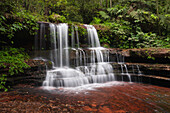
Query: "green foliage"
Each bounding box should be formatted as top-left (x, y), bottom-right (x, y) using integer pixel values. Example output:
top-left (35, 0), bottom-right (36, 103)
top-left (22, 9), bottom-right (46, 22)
top-left (91, 0), bottom-right (170, 49)
top-left (0, 11), bottom-right (39, 45)
top-left (0, 47), bottom-right (30, 91)
top-left (78, 26), bottom-right (86, 36)
top-left (98, 30), bottom-right (111, 46)
top-left (106, 4), bottom-right (128, 18)
top-left (0, 0), bottom-right (169, 49)
top-left (91, 17), bottom-right (102, 24)
top-left (78, 26), bottom-right (87, 46)
top-left (65, 6), bottom-right (83, 22)
top-left (49, 13), bottom-right (66, 23)
top-left (66, 0), bottom-right (100, 23)
top-left (99, 11), bottom-right (110, 20)
top-left (0, 74), bottom-right (8, 92)
top-left (130, 31), bottom-right (159, 48)
top-left (14, 11), bottom-right (39, 35)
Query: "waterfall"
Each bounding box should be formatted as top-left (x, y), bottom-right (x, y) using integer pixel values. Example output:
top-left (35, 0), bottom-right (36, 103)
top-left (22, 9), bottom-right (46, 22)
top-left (116, 53), bottom-right (124, 64)
top-left (85, 25), bottom-right (101, 47)
top-left (49, 23), bottom-right (57, 66)
top-left (75, 26), bottom-right (80, 48)
top-left (34, 23), bottom-right (134, 88)
top-left (33, 23), bottom-right (46, 60)
top-left (40, 23), bottom-right (46, 51)
top-left (71, 24), bottom-right (75, 48)
top-left (56, 23), bottom-right (69, 67)
top-left (136, 65), bottom-right (142, 75)
top-left (124, 64), bottom-right (132, 82)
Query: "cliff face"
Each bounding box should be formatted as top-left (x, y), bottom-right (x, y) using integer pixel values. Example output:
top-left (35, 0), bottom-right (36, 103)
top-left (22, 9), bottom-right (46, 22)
top-left (3, 48), bottom-right (169, 88)
top-left (120, 48), bottom-right (170, 64)
top-left (3, 60), bottom-right (52, 87)
top-left (108, 48), bottom-right (170, 87)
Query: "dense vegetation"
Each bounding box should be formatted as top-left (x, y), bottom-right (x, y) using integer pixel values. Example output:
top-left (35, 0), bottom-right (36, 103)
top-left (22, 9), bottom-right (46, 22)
top-left (0, 0), bottom-right (169, 47)
top-left (0, 47), bottom-right (30, 91)
top-left (0, 0), bottom-right (169, 91)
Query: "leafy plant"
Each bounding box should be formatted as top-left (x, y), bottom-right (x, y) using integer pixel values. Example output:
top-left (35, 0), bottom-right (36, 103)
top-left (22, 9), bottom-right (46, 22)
top-left (99, 11), bottom-right (110, 20)
top-left (90, 0), bottom-right (170, 49)
top-left (0, 11), bottom-right (39, 46)
top-left (49, 13), bottom-right (66, 23)
top-left (0, 47), bottom-right (30, 91)
top-left (91, 17), bottom-right (102, 24)
top-left (98, 30), bottom-right (111, 46)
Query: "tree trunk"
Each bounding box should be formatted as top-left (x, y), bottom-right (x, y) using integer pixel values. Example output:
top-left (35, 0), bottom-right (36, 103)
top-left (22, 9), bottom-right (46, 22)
top-left (100, 0), bottom-right (103, 7)
top-left (156, 0), bottom-right (160, 35)
top-left (110, 0), bottom-right (112, 8)
top-left (106, 0), bottom-right (108, 8)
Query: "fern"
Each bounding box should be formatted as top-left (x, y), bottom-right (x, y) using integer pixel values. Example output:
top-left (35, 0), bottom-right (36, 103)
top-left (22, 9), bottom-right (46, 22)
top-left (99, 11), bottom-right (110, 20)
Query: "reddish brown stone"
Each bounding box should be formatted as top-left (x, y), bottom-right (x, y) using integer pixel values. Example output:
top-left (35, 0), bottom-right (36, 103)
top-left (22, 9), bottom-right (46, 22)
top-left (0, 82), bottom-right (169, 112)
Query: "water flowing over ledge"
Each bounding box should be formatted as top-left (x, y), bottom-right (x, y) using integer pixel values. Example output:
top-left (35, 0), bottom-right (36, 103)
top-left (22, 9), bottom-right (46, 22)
top-left (33, 23), bottom-right (143, 88)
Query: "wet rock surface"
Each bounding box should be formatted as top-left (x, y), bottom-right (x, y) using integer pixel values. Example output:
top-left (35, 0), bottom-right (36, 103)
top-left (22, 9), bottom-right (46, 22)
top-left (116, 62), bottom-right (170, 87)
top-left (0, 82), bottom-right (170, 112)
top-left (5, 58), bottom-right (170, 88)
top-left (126, 63), bottom-right (170, 78)
top-left (109, 48), bottom-right (170, 64)
top-left (6, 60), bottom-right (50, 87)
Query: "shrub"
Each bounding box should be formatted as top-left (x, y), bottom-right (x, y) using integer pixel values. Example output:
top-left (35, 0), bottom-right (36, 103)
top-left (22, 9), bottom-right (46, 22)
top-left (0, 47), bottom-right (30, 91)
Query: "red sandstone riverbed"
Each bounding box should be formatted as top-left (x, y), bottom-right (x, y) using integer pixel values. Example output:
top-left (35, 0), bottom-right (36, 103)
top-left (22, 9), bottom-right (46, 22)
top-left (0, 82), bottom-right (170, 113)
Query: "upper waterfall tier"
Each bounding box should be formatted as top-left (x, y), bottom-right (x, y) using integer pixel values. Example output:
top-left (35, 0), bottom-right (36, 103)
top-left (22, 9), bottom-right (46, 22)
top-left (84, 25), bottom-right (101, 47)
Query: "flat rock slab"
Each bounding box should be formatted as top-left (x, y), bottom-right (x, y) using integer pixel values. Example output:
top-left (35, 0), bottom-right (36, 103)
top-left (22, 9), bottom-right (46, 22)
top-left (109, 48), bottom-right (170, 64)
top-left (125, 62), bottom-right (170, 79)
top-left (0, 82), bottom-right (170, 112)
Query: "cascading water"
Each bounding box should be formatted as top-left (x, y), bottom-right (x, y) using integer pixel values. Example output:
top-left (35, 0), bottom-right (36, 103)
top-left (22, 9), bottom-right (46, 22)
top-left (43, 23), bottom-right (90, 87)
top-left (35, 23), bottom-right (132, 88)
top-left (85, 25), bottom-right (101, 47)
top-left (49, 23), bottom-right (57, 66)
top-left (116, 53), bottom-right (132, 82)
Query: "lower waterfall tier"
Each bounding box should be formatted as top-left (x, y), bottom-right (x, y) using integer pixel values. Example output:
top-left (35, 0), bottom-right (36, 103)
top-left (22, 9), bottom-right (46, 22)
top-left (42, 63), bottom-right (125, 87)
